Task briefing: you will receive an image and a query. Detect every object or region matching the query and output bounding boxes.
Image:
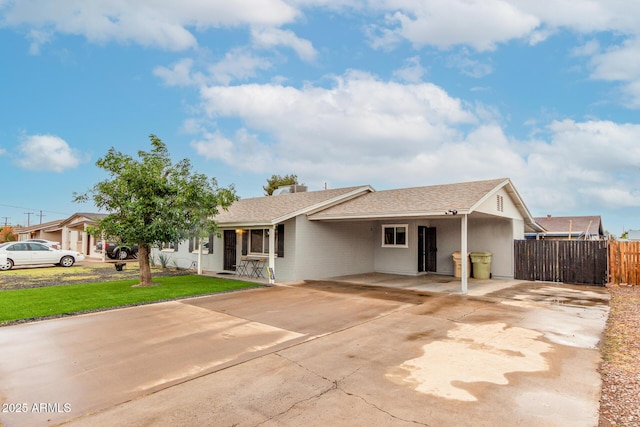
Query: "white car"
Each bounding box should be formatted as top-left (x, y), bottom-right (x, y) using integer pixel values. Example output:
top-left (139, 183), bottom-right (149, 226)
top-left (25, 238), bottom-right (61, 249)
top-left (0, 241), bottom-right (85, 270)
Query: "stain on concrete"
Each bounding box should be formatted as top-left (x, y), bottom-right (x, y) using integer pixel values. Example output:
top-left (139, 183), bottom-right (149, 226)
top-left (485, 282), bottom-right (609, 308)
top-left (387, 322), bottom-right (552, 402)
top-left (303, 280), bottom-right (434, 304)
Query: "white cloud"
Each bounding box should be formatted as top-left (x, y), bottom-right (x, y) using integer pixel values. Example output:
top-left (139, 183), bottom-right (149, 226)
top-left (155, 50), bottom-right (273, 87)
top-left (154, 58), bottom-right (203, 87)
top-left (361, 1), bottom-right (640, 106)
top-left (520, 119), bottom-right (640, 211)
top-left (446, 50), bottom-right (493, 78)
top-left (251, 27), bottom-right (317, 62)
top-left (392, 56), bottom-right (427, 83)
top-left (368, 0), bottom-right (540, 52)
top-left (187, 71), bottom-right (640, 215)
top-left (27, 29), bottom-right (52, 55)
top-left (15, 134), bottom-right (84, 172)
top-left (1, 0), bottom-right (299, 51)
top-left (208, 49), bottom-right (273, 85)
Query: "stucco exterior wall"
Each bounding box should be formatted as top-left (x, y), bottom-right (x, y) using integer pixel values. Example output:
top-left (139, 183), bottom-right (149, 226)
top-left (286, 216), bottom-right (375, 281)
top-left (373, 220), bottom-right (417, 275)
top-left (467, 217), bottom-right (516, 279)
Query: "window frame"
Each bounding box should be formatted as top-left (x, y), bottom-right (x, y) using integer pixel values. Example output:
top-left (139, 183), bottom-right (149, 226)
top-left (249, 229), bottom-right (270, 255)
top-left (161, 241), bottom-right (178, 252)
top-left (242, 226), bottom-right (284, 257)
top-left (381, 224), bottom-right (409, 248)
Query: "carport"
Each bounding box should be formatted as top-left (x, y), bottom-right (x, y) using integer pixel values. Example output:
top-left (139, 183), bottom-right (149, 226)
top-left (307, 179), bottom-right (544, 294)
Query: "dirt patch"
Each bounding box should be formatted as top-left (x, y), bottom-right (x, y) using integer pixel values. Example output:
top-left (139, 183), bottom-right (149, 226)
top-left (0, 261), bottom-right (189, 290)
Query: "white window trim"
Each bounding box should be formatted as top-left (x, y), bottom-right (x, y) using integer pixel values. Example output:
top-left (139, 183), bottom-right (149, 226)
top-left (381, 224), bottom-right (409, 248)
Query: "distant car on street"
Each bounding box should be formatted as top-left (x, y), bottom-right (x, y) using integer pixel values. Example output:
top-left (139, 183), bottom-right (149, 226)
top-left (0, 241), bottom-right (85, 270)
top-left (95, 241), bottom-right (138, 260)
top-left (25, 239), bottom-right (61, 249)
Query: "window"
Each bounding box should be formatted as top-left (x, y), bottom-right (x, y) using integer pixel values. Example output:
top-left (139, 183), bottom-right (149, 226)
top-left (7, 243), bottom-right (29, 251)
top-left (382, 224), bottom-right (408, 248)
top-left (161, 241), bottom-right (177, 251)
top-left (250, 229), bottom-right (270, 254)
top-left (188, 236), bottom-right (213, 254)
top-left (241, 226), bottom-right (284, 257)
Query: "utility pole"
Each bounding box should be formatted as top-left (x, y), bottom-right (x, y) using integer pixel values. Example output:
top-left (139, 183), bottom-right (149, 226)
top-left (24, 212), bottom-right (35, 227)
top-left (1, 217), bottom-right (9, 226)
top-left (39, 210), bottom-right (46, 224)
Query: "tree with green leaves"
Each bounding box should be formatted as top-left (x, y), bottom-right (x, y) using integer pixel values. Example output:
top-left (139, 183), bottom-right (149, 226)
top-left (74, 134), bottom-right (237, 286)
top-left (263, 173), bottom-right (302, 196)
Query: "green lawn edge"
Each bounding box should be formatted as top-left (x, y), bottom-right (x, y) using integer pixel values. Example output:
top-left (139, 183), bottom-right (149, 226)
top-left (0, 275), bottom-right (262, 325)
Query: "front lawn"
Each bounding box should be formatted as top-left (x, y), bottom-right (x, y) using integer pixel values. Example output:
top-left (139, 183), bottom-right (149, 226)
top-left (0, 275), bottom-right (262, 325)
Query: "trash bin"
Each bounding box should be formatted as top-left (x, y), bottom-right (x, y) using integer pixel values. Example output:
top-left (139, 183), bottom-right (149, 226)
top-left (470, 252), bottom-right (492, 279)
top-left (452, 251), bottom-right (470, 278)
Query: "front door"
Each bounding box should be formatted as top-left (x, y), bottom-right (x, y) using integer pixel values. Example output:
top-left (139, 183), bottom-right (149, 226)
top-left (418, 226), bottom-right (437, 273)
top-left (223, 230), bottom-right (236, 271)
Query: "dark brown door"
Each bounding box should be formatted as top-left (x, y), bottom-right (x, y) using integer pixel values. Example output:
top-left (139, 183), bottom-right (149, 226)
top-left (223, 230), bottom-right (236, 271)
top-left (418, 226), bottom-right (437, 273)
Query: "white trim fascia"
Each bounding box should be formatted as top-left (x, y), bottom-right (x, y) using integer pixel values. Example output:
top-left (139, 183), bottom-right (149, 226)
top-left (309, 210), bottom-right (471, 221)
top-left (218, 222), bottom-right (272, 229)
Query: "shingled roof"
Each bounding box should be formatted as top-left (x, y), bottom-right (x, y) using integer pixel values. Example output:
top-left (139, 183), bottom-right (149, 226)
top-left (214, 178), bottom-right (542, 231)
top-left (214, 186), bottom-right (372, 227)
top-left (309, 178), bottom-right (515, 220)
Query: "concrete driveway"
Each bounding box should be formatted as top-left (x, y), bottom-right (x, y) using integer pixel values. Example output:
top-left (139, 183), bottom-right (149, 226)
top-left (0, 277), bottom-right (609, 427)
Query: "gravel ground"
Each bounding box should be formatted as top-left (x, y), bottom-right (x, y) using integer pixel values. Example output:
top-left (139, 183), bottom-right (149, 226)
top-left (0, 260), bottom-right (189, 291)
top-left (599, 285), bottom-right (640, 427)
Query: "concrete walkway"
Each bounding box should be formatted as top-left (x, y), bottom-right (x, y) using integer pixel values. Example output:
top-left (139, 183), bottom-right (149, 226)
top-left (0, 276), bottom-right (609, 427)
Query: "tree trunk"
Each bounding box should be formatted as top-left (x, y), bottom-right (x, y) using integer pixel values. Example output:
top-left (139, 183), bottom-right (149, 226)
top-left (137, 243), bottom-right (153, 286)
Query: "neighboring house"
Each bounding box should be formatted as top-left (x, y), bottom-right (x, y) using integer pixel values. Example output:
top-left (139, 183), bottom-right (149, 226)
top-left (155, 178), bottom-right (542, 292)
top-left (56, 213), bottom-right (107, 257)
top-left (14, 213), bottom-right (106, 258)
top-left (625, 230), bottom-right (640, 241)
top-left (526, 215), bottom-right (605, 240)
top-left (15, 219), bottom-right (64, 243)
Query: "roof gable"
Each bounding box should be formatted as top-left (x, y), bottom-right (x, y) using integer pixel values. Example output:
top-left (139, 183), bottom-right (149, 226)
top-left (58, 213), bottom-right (106, 228)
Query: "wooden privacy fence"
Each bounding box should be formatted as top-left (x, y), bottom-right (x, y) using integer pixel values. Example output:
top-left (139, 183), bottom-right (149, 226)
top-left (608, 241), bottom-right (640, 285)
top-left (514, 240), bottom-right (608, 286)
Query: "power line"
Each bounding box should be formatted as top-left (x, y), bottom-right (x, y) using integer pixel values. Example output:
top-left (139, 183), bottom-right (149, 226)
top-left (0, 203), bottom-right (71, 216)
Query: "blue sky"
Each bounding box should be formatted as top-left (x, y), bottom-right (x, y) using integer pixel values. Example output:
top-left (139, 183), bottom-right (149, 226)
top-left (1, 1), bottom-right (639, 236)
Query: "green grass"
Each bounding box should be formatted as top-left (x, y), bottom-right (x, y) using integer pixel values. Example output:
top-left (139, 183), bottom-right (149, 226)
top-left (0, 275), bottom-right (262, 325)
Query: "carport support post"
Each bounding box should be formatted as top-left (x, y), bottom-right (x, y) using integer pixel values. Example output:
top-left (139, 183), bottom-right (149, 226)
top-left (461, 214), bottom-right (468, 295)
top-left (268, 225), bottom-right (276, 284)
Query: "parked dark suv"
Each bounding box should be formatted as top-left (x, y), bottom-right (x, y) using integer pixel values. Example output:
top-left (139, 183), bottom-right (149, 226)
top-left (95, 241), bottom-right (138, 260)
